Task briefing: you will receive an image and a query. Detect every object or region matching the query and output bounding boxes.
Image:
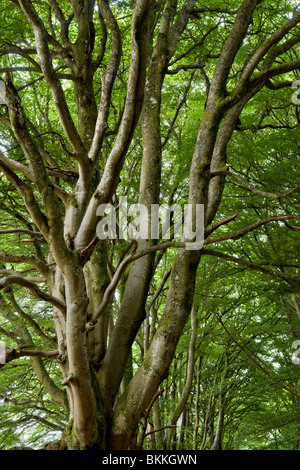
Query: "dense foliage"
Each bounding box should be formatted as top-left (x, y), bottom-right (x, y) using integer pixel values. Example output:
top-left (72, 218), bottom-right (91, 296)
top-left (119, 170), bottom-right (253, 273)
top-left (0, 0), bottom-right (299, 450)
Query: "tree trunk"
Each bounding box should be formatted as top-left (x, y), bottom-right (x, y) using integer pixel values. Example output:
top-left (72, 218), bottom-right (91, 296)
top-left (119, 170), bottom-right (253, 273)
top-left (165, 306), bottom-right (197, 448)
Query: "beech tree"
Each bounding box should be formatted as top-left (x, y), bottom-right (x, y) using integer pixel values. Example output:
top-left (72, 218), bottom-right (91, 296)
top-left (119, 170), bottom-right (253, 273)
top-left (0, 0), bottom-right (300, 450)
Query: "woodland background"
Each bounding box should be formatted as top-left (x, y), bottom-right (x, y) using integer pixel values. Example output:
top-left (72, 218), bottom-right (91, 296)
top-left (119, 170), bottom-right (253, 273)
top-left (0, 0), bottom-right (299, 450)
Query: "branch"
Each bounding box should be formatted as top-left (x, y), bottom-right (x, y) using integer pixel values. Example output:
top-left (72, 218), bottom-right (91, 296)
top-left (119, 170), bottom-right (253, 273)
top-left (218, 13), bottom-right (300, 111)
top-left (75, 0), bottom-right (152, 249)
top-left (5, 72), bottom-right (65, 205)
top-left (162, 71), bottom-right (195, 148)
top-left (144, 425), bottom-right (177, 438)
top-left (0, 43), bottom-right (41, 72)
top-left (168, 0), bottom-right (198, 57)
top-left (213, 169), bottom-right (300, 200)
top-left (86, 240), bottom-right (139, 329)
top-left (204, 215), bottom-right (297, 246)
top-left (3, 77), bottom-right (74, 267)
top-left (191, 7), bottom-right (237, 15)
top-left (166, 63), bottom-right (204, 75)
top-left (143, 388), bottom-right (164, 423)
top-left (237, 122), bottom-right (300, 131)
top-left (0, 276), bottom-right (66, 315)
top-left (168, 24), bottom-right (218, 67)
top-left (249, 58), bottom-right (300, 92)
top-left (88, 0), bottom-right (122, 163)
top-left (145, 268), bottom-right (172, 313)
top-left (214, 313), bottom-right (273, 376)
top-left (0, 121), bottom-right (50, 241)
top-left (0, 269), bottom-right (46, 283)
top-left (48, 0), bottom-right (72, 45)
top-left (1, 347), bottom-right (59, 369)
top-left (282, 220), bottom-right (300, 232)
top-left (92, 2), bottom-right (108, 72)
top-left (205, 213), bottom-right (238, 237)
top-left (0, 227), bottom-right (47, 245)
top-left (77, 236), bottom-right (100, 265)
top-left (265, 79), bottom-right (296, 91)
top-left (6, 288), bottom-right (57, 349)
top-left (0, 149), bottom-right (33, 181)
top-left (201, 248), bottom-right (300, 287)
top-left (87, 238), bottom-right (194, 329)
top-left (0, 251), bottom-right (50, 279)
top-left (235, 10), bottom-right (300, 93)
top-left (262, 33), bottom-right (300, 70)
top-left (0, 228), bottom-right (42, 237)
top-left (207, 0), bottom-right (261, 102)
top-left (18, 0), bottom-right (88, 164)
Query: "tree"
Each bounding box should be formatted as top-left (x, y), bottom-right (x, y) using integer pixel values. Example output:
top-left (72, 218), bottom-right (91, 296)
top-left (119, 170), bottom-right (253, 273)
top-left (0, 0), bottom-right (300, 450)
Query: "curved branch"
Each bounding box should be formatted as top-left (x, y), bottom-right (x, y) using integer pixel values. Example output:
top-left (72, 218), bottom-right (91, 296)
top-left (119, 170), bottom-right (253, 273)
top-left (0, 43), bottom-right (41, 71)
top-left (0, 276), bottom-right (66, 315)
top-left (0, 252), bottom-right (50, 279)
top-left (0, 228), bottom-right (42, 237)
top-left (238, 10), bottom-right (300, 90)
top-left (6, 288), bottom-right (57, 349)
top-left (205, 215), bottom-right (298, 246)
top-left (48, 0), bottom-right (72, 46)
top-left (213, 169), bottom-right (300, 200)
top-left (1, 347), bottom-right (59, 370)
top-left (201, 248), bottom-right (300, 287)
top-left (86, 241), bottom-right (138, 328)
top-left (0, 269), bottom-right (46, 283)
top-left (0, 149), bottom-right (33, 181)
top-left (0, 160), bottom-right (49, 239)
top-left (18, 0), bottom-right (88, 164)
top-left (208, 0), bottom-right (262, 102)
top-left (88, 0), bottom-right (122, 164)
top-left (75, 0), bottom-right (152, 249)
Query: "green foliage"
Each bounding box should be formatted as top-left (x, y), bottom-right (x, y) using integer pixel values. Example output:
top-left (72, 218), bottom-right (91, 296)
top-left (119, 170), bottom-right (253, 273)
top-left (0, 0), bottom-right (300, 450)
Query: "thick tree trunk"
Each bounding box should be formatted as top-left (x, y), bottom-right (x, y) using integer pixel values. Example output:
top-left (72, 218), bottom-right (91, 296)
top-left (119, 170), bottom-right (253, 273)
top-left (165, 306), bottom-right (197, 448)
